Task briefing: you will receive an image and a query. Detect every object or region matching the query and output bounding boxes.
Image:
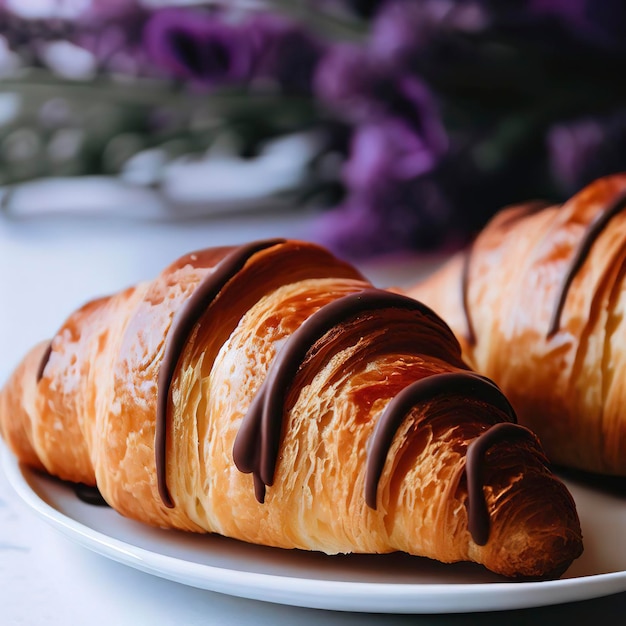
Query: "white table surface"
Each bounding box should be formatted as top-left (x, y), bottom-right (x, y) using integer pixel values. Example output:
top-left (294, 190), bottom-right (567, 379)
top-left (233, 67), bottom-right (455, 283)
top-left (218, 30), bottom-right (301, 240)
top-left (1, 209), bottom-right (625, 625)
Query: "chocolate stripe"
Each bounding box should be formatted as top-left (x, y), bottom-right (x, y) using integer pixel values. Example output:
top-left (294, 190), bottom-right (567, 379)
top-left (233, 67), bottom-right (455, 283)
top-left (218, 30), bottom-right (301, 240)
top-left (36, 342), bottom-right (53, 382)
top-left (548, 191), bottom-right (626, 337)
top-left (461, 201), bottom-right (550, 347)
top-left (365, 372), bottom-right (516, 511)
top-left (465, 422), bottom-right (536, 545)
top-left (460, 248), bottom-right (477, 346)
top-left (155, 239), bottom-right (285, 507)
top-left (233, 289), bottom-right (454, 503)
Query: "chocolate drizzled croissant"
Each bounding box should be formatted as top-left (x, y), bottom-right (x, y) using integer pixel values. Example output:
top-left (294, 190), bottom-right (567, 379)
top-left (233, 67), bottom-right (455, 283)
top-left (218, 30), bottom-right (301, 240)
top-left (0, 239), bottom-right (582, 579)
top-left (409, 173), bottom-right (626, 477)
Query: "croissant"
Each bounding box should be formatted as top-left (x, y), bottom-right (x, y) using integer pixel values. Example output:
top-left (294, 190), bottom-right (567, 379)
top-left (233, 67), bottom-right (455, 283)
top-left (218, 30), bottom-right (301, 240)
top-left (408, 173), bottom-right (626, 478)
top-left (0, 239), bottom-right (582, 579)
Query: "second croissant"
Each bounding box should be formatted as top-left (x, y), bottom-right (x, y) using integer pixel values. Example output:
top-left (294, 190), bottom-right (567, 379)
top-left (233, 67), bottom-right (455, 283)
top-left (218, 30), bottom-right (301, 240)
top-left (409, 173), bottom-right (626, 478)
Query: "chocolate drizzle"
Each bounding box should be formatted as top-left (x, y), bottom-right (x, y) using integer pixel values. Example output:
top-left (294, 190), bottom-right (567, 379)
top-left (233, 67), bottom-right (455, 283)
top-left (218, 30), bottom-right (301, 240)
top-left (153, 238), bottom-right (542, 546)
top-left (36, 342), bottom-right (52, 382)
top-left (364, 372), bottom-right (516, 510)
top-left (461, 201), bottom-right (551, 347)
top-left (547, 191), bottom-right (626, 337)
top-left (155, 238), bottom-right (285, 508)
top-left (465, 422), bottom-right (536, 545)
top-left (232, 289), bottom-right (451, 503)
top-left (460, 248), bottom-right (477, 346)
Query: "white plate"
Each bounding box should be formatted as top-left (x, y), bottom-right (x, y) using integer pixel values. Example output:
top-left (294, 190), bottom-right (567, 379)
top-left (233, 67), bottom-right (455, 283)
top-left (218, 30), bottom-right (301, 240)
top-left (3, 445), bottom-right (626, 614)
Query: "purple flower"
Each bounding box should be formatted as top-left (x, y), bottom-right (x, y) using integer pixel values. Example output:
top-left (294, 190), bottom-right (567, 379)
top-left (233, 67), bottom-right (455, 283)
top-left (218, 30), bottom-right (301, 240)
top-left (343, 117), bottom-right (442, 190)
top-left (315, 44), bottom-right (447, 158)
top-left (371, 0), bottom-right (488, 68)
top-left (247, 15), bottom-right (326, 93)
top-left (143, 9), bottom-right (253, 86)
top-left (73, 3), bottom-right (151, 76)
top-left (547, 111), bottom-right (626, 194)
top-left (318, 57), bottom-right (448, 185)
top-left (390, 76), bottom-right (448, 164)
top-left (314, 178), bottom-right (453, 259)
top-left (314, 41), bottom-right (449, 258)
top-left (314, 44), bottom-right (381, 119)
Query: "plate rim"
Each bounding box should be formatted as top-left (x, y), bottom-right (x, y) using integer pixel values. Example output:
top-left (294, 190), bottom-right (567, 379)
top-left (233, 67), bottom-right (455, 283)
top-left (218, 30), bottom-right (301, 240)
top-left (3, 443), bottom-right (626, 614)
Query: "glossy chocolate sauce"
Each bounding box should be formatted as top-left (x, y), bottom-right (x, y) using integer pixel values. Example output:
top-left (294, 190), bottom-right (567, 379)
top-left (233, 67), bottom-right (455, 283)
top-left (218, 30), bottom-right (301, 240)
top-left (461, 201), bottom-right (551, 347)
top-left (460, 249), bottom-right (477, 346)
top-left (232, 289), bottom-right (453, 503)
top-left (547, 190), bottom-right (626, 337)
top-left (465, 422), bottom-right (536, 545)
top-left (364, 372), bottom-right (516, 510)
top-left (36, 342), bottom-right (52, 382)
top-left (155, 239), bottom-right (285, 507)
top-left (153, 238), bottom-right (540, 545)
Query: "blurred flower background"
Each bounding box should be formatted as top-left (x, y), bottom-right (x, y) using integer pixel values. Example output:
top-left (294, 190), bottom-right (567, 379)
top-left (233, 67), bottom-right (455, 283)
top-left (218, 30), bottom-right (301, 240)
top-left (1, 0), bottom-right (626, 259)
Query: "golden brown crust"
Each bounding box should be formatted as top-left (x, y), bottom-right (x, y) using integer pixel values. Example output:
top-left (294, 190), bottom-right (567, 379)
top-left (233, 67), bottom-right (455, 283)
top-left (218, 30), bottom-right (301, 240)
top-left (0, 239), bottom-right (582, 579)
top-left (409, 173), bottom-right (626, 476)
top-left (0, 341), bottom-right (47, 473)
